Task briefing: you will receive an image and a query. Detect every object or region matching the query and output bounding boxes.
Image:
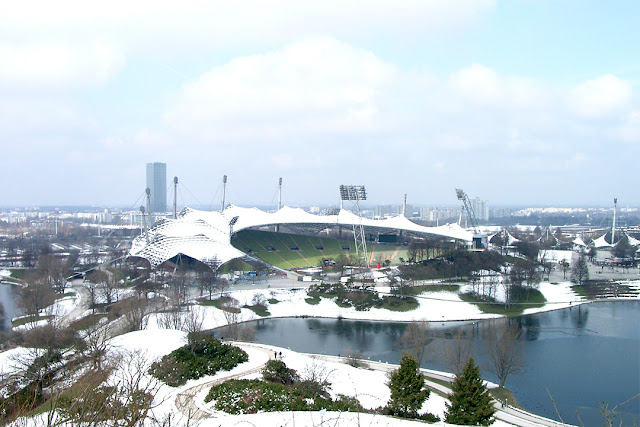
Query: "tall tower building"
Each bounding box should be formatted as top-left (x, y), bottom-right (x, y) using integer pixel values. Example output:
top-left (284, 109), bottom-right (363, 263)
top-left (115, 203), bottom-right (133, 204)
top-left (146, 162), bottom-right (167, 213)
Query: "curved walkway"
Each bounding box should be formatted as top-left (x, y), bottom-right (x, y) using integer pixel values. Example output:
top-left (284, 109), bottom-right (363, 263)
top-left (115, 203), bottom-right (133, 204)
top-left (174, 342), bottom-right (572, 426)
top-left (174, 343), bottom-right (274, 420)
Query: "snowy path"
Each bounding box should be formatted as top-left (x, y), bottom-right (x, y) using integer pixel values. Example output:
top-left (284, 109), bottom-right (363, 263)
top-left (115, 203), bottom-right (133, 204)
top-left (174, 343), bottom-right (274, 420)
top-left (173, 342), bottom-right (572, 426)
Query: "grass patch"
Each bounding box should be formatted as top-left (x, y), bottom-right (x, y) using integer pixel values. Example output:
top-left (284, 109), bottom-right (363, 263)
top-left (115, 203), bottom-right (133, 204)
top-left (460, 289), bottom-right (546, 317)
top-left (490, 386), bottom-right (521, 409)
top-left (245, 304), bottom-right (270, 317)
top-left (400, 284), bottom-right (460, 296)
top-left (55, 292), bottom-right (76, 300)
top-left (268, 298), bottom-right (279, 304)
top-left (571, 285), bottom-right (590, 300)
top-left (197, 296), bottom-right (241, 313)
top-left (197, 298), bottom-right (218, 306)
top-left (305, 295), bottom-right (321, 305)
top-left (69, 314), bottom-right (108, 331)
top-left (380, 296), bottom-right (419, 312)
top-left (12, 315), bottom-right (53, 328)
top-left (4, 269), bottom-right (26, 280)
top-left (423, 375), bottom-right (453, 390)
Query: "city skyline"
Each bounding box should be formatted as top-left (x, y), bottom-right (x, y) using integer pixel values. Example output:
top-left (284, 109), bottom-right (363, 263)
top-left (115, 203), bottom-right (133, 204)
top-left (0, 1), bottom-right (638, 207)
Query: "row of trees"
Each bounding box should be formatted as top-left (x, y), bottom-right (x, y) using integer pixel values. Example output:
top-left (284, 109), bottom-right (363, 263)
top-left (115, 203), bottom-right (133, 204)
top-left (391, 321), bottom-right (525, 425)
top-left (388, 352), bottom-right (495, 425)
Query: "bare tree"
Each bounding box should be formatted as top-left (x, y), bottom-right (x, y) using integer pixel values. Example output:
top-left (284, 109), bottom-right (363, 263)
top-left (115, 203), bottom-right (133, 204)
top-left (559, 260), bottom-right (570, 280)
top-left (215, 277), bottom-right (230, 298)
top-left (396, 321), bottom-right (430, 364)
top-left (571, 255), bottom-right (589, 286)
top-left (120, 297), bottom-right (149, 332)
top-left (182, 306), bottom-right (205, 334)
top-left (156, 309), bottom-right (184, 330)
top-left (170, 268), bottom-right (190, 309)
top-left (82, 322), bottom-right (111, 371)
top-left (485, 322), bottom-right (525, 388)
top-left (85, 281), bottom-right (99, 314)
top-left (86, 270), bottom-right (110, 305)
top-left (18, 272), bottom-right (56, 320)
top-left (37, 254), bottom-right (68, 294)
top-left (47, 350), bottom-right (165, 426)
top-left (439, 328), bottom-right (474, 377)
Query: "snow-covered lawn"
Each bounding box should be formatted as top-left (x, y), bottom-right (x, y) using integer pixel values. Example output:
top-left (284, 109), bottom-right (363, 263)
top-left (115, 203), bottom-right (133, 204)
top-left (147, 279), bottom-right (595, 331)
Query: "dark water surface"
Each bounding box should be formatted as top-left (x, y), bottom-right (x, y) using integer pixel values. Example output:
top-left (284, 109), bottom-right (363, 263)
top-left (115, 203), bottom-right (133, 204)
top-left (251, 301), bottom-right (640, 426)
top-left (0, 283), bottom-right (20, 330)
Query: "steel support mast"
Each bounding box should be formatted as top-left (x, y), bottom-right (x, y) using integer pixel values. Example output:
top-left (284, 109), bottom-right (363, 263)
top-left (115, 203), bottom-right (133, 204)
top-left (340, 185), bottom-right (368, 267)
top-left (455, 188), bottom-right (479, 233)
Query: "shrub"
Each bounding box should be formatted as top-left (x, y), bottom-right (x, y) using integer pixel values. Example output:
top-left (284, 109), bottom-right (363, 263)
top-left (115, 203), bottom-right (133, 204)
top-left (204, 379), bottom-right (364, 414)
top-left (148, 333), bottom-right (248, 387)
top-left (262, 359), bottom-right (298, 385)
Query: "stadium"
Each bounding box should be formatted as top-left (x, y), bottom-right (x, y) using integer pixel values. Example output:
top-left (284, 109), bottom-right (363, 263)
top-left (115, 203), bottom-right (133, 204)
top-left (129, 204), bottom-right (473, 272)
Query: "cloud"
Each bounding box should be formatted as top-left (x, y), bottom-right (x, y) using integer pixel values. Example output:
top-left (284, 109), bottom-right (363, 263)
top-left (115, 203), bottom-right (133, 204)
top-left (0, 40), bottom-right (125, 88)
top-left (613, 110), bottom-right (640, 144)
top-left (0, 1), bottom-right (494, 56)
top-left (569, 74), bottom-right (632, 118)
top-left (163, 38), bottom-right (396, 140)
top-left (445, 63), bottom-right (548, 109)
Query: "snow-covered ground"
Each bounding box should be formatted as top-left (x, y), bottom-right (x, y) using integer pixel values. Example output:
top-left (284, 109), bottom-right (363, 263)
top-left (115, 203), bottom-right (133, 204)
top-left (147, 279), bottom-right (594, 331)
top-left (94, 330), bottom-right (521, 427)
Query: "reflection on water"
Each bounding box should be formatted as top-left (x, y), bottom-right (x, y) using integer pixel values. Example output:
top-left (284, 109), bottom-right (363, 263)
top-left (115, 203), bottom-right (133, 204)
top-left (0, 283), bottom-right (20, 330)
top-left (252, 302), bottom-right (640, 426)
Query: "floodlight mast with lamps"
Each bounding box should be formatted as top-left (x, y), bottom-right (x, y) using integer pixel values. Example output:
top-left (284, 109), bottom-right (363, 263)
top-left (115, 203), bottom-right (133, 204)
top-left (340, 185), bottom-right (368, 268)
top-left (455, 188), bottom-right (479, 233)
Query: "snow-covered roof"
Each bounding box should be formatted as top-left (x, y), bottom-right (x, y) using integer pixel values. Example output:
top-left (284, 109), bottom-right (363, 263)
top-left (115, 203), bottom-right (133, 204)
top-left (593, 234), bottom-right (612, 248)
top-left (624, 233), bottom-right (640, 247)
top-left (129, 205), bottom-right (473, 269)
top-left (573, 236), bottom-right (587, 247)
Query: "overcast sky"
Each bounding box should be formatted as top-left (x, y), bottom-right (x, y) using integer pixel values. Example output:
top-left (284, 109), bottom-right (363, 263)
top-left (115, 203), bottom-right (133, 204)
top-left (1, 1), bottom-right (638, 209)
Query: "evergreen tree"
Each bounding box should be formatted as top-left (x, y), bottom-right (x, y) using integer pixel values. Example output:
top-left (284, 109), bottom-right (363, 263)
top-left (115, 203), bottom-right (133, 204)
top-left (387, 353), bottom-right (429, 418)
top-left (445, 357), bottom-right (495, 426)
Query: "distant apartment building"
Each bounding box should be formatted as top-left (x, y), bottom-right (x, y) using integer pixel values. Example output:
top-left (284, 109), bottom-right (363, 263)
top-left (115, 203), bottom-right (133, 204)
top-left (146, 162), bottom-right (167, 213)
top-left (490, 208), bottom-right (512, 219)
top-left (375, 205), bottom-right (395, 218)
top-left (420, 207), bottom-right (459, 222)
top-left (470, 198), bottom-right (489, 221)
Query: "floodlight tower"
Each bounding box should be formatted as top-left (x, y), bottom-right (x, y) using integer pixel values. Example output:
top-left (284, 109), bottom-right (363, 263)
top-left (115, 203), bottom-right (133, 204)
top-left (340, 185), bottom-right (368, 267)
top-left (455, 188), bottom-right (479, 233)
top-left (403, 194), bottom-right (407, 217)
top-left (145, 187), bottom-right (152, 225)
top-left (221, 175), bottom-right (227, 212)
top-left (612, 198), bottom-right (617, 244)
top-left (276, 177), bottom-right (283, 232)
top-left (173, 176), bottom-right (178, 219)
top-left (139, 206), bottom-right (149, 244)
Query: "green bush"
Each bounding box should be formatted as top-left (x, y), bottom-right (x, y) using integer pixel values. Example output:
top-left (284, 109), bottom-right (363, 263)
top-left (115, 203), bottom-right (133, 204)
top-left (262, 359), bottom-right (298, 385)
top-left (204, 378), bottom-right (364, 414)
top-left (148, 333), bottom-right (248, 387)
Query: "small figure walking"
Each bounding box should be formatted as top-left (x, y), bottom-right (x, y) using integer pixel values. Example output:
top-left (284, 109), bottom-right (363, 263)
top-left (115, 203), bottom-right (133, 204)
top-left (279, 351), bottom-right (283, 359)
top-left (274, 351), bottom-right (278, 359)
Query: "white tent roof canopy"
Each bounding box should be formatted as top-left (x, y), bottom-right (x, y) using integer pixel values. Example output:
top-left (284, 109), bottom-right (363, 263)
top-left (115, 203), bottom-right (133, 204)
top-left (129, 205), bottom-right (473, 269)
